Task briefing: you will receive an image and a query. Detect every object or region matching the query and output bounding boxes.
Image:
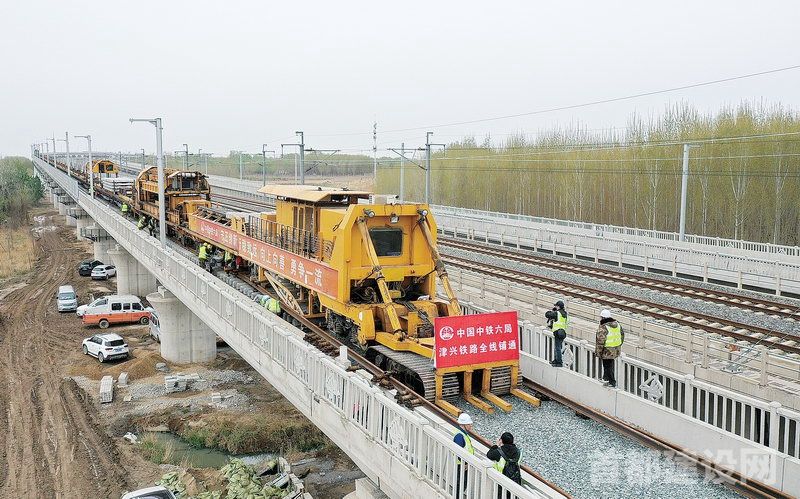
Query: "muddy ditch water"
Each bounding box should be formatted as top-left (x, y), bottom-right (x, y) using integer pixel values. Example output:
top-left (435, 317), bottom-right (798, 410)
top-left (142, 431), bottom-right (276, 468)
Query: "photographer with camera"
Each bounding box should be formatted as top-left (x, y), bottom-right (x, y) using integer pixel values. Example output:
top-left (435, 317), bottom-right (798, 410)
top-left (544, 300), bottom-right (568, 367)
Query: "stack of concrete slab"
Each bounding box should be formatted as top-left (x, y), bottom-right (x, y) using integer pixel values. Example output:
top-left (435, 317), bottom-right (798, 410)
top-left (99, 376), bottom-right (114, 403)
top-left (164, 375), bottom-right (187, 393)
top-left (101, 177), bottom-right (133, 194)
top-left (164, 373), bottom-right (202, 393)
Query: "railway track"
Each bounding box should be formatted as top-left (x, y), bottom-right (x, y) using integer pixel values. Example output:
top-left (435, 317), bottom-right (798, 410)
top-left (201, 190), bottom-right (800, 356)
top-left (526, 380), bottom-right (791, 499)
top-left (208, 190), bottom-right (800, 353)
top-left (441, 254), bottom-right (800, 357)
top-left (440, 236), bottom-right (800, 322)
top-left (211, 189), bottom-right (800, 327)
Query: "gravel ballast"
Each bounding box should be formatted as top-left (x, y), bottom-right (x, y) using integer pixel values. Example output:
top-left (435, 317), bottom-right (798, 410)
top-left (456, 396), bottom-right (742, 499)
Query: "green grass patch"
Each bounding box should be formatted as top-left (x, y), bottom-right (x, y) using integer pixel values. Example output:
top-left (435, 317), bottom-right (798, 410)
top-left (179, 413), bottom-right (327, 455)
top-left (139, 433), bottom-right (175, 464)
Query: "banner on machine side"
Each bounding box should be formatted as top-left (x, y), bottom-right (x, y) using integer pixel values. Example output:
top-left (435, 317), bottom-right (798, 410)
top-left (433, 311), bottom-right (519, 368)
top-left (194, 218), bottom-right (339, 299)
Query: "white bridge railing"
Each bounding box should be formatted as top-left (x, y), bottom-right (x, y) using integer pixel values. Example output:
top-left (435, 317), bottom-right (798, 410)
top-left (522, 327), bottom-right (800, 461)
top-left (35, 158), bottom-right (561, 499)
top-left (432, 204), bottom-right (800, 259)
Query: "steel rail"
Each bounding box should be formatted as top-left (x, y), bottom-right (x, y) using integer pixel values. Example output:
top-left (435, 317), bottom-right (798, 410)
top-left (212, 192), bottom-right (274, 212)
top-left (440, 236), bottom-right (800, 321)
top-left (442, 255), bottom-right (800, 357)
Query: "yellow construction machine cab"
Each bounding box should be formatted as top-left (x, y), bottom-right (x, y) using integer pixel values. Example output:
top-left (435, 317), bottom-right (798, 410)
top-left (135, 167), bottom-right (212, 224)
top-left (90, 159), bottom-right (119, 175)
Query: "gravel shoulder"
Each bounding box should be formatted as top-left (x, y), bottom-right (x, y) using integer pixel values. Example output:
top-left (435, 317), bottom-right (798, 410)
top-left (458, 395), bottom-right (742, 499)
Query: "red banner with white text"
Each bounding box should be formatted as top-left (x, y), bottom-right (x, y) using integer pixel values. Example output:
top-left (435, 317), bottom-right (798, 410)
top-left (193, 217), bottom-right (339, 299)
top-left (433, 311), bottom-right (519, 368)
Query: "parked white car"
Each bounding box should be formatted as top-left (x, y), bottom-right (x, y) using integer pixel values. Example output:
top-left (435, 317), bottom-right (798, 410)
top-left (81, 333), bottom-right (129, 363)
top-left (56, 285), bottom-right (78, 312)
top-left (121, 486), bottom-right (176, 499)
top-left (91, 264), bottom-right (117, 280)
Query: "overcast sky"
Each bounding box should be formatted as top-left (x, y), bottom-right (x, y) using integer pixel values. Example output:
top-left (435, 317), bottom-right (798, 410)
top-left (1, 0), bottom-right (799, 157)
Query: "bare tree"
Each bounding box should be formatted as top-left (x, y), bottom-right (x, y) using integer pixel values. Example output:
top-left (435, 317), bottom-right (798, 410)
top-left (772, 155), bottom-right (789, 244)
top-left (645, 159), bottom-right (662, 230)
top-left (728, 156), bottom-right (750, 240)
top-left (696, 156), bottom-right (711, 236)
top-left (569, 159), bottom-right (586, 220)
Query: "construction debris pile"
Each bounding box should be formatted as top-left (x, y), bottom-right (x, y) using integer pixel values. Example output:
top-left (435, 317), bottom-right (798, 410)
top-left (156, 458), bottom-right (310, 499)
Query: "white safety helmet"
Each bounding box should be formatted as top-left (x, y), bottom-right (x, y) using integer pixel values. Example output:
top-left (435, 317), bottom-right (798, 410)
top-left (600, 309), bottom-right (612, 319)
top-left (457, 413), bottom-right (473, 425)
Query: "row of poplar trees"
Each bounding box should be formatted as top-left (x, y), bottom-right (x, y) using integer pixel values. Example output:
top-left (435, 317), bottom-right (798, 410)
top-left (377, 102), bottom-right (800, 246)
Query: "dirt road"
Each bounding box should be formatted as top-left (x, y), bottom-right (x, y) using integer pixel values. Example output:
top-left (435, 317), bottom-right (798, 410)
top-left (0, 208), bottom-right (131, 498)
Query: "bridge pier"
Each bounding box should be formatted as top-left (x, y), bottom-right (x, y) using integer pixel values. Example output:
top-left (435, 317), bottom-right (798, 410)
top-left (147, 286), bottom-right (216, 364)
top-left (59, 196), bottom-right (76, 225)
top-left (81, 225), bottom-right (114, 263)
top-left (51, 188), bottom-right (63, 209)
top-left (344, 478), bottom-right (388, 499)
top-left (70, 208), bottom-right (91, 240)
top-left (108, 245), bottom-right (158, 296)
top-left (55, 195), bottom-right (70, 216)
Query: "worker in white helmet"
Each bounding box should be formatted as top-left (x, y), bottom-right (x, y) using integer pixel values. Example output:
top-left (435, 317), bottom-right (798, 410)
top-left (453, 412), bottom-right (475, 495)
top-left (454, 412), bottom-right (475, 455)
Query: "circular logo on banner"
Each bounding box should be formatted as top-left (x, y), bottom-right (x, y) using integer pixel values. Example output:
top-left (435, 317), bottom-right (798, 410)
top-left (439, 325), bottom-right (454, 341)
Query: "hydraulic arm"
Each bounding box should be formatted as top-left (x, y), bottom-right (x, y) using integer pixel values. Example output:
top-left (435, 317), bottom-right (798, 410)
top-left (357, 218), bottom-right (404, 337)
top-left (417, 215), bottom-right (461, 317)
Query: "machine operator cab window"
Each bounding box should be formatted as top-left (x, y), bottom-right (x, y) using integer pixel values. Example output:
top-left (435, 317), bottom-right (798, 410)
top-left (369, 227), bottom-right (403, 257)
top-left (292, 205), bottom-right (315, 233)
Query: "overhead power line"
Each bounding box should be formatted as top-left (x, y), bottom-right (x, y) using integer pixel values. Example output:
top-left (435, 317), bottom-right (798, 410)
top-left (377, 165), bottom-right (800, 178)
top-left (307, 64), bottom-right (800, 137)
top-left (441, 132), bottom-right (800, 153)
top-left (428, 152), bottom-right (800, 163)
